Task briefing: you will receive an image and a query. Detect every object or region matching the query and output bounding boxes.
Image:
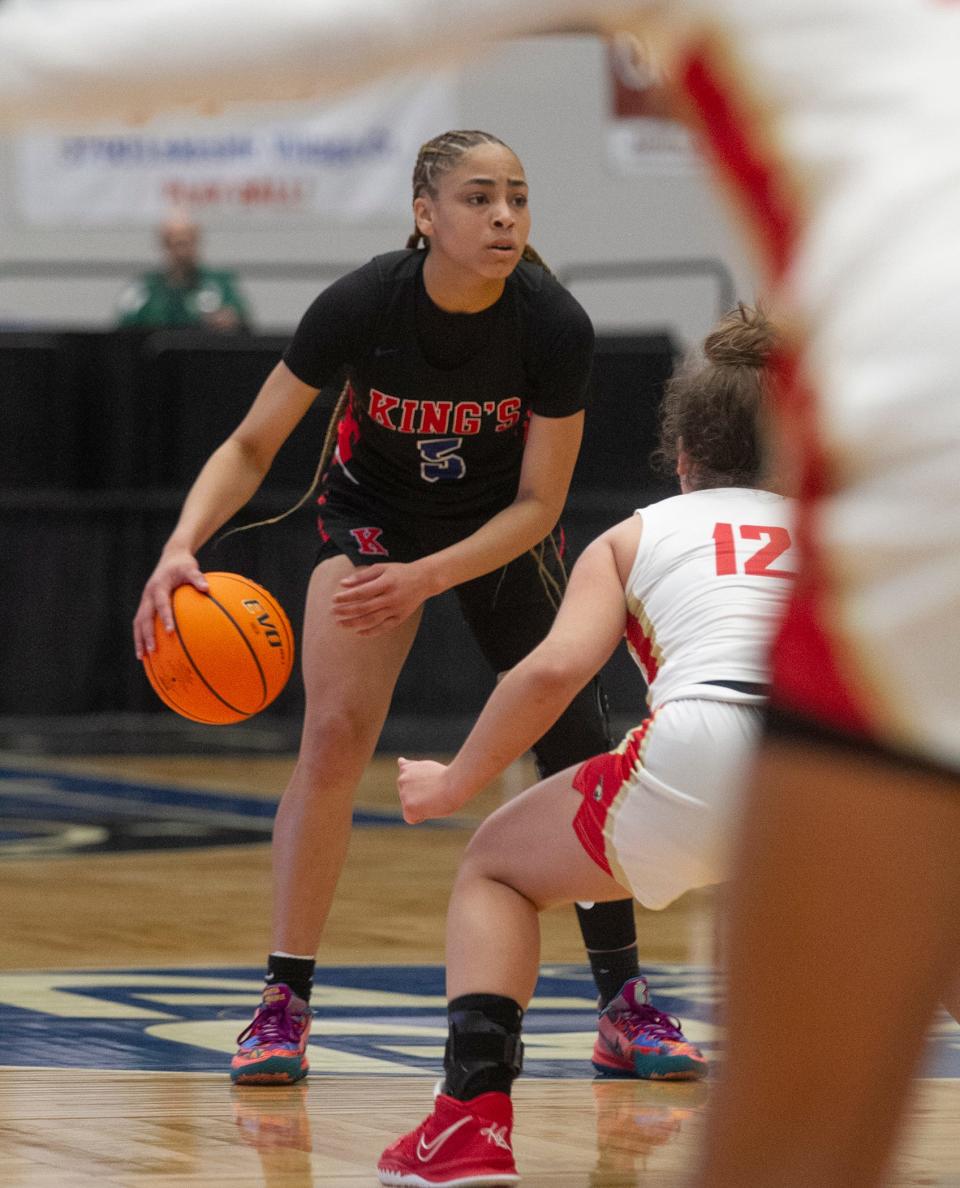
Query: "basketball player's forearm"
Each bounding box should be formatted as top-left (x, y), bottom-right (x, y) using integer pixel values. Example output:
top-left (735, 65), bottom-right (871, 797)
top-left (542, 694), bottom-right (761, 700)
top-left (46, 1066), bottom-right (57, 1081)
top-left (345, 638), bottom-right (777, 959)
top-left (165, 439), bottom-right (269, 554)
top-left (446, 658), bottom-right (586, 801)
top-left (412, 496), bottom-right (560, 597)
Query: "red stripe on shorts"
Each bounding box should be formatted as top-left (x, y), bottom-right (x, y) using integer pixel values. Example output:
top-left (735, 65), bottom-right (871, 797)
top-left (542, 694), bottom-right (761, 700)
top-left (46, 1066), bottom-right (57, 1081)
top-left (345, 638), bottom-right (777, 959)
top-left (572, 716), bottom-right (656, 877)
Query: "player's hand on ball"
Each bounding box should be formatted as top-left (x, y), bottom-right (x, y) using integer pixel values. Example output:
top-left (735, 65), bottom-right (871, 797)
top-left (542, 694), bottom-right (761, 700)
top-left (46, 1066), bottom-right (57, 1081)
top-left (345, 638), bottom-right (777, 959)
top-left (133, 547), bottom-right (209, 658)
top-left (397, 758), bottom-right (465, 824)
top-left (333, 562), bottom-right (431, 636)
top-left (139, 572), bottom-right (293, 724)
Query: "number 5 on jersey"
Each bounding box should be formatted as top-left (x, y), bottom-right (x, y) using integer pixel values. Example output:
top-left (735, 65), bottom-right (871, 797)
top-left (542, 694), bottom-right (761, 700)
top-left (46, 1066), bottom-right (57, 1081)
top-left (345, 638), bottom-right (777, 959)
top-left (713, 522), bottom-right (795, 578)
top-left (417, 436), bottom-right (465, 482)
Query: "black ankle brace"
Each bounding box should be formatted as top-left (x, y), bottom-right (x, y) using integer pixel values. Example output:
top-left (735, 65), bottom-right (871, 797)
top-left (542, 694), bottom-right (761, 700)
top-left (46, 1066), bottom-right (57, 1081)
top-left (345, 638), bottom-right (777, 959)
top-left (443, 996), bottom-right (524, 1101)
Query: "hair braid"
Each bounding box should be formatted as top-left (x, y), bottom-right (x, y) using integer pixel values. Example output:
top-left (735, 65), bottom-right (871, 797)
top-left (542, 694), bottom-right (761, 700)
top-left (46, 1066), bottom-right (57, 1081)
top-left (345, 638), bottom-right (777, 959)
top-left (214, 379), bottom-right (351, 543)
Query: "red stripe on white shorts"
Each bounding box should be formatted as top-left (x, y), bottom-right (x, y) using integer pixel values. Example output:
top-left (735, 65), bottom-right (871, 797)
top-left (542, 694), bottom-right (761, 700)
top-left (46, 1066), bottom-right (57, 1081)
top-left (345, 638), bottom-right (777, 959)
top-left (572, 715), bottom-right (657, 877)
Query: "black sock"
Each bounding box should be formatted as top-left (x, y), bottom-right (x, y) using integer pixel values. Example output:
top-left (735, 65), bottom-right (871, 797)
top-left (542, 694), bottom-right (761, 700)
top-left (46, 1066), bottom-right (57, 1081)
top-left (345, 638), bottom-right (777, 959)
top-left (265, 954), bottom-right (315, 1003)
top-left (443, 994), bottom-right (524, 1102)
top-left (575, 899), bottom-right (640, 1009)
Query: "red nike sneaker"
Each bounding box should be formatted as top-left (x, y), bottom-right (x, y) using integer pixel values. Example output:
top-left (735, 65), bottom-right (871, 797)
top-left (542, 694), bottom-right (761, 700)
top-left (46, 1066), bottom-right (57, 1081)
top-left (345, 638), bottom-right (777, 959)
top-left (377, 1090), bottom-right (519, 1187)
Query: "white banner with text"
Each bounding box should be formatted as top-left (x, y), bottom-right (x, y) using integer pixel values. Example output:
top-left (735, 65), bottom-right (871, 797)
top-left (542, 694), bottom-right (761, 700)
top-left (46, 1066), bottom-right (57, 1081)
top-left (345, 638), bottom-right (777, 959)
top-left (15, 74), bottom-right (457, 225)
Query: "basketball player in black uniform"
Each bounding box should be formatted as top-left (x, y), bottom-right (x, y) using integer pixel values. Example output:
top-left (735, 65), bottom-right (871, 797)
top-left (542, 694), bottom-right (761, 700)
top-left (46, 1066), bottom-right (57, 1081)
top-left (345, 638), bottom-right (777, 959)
top-left (134, 130), bottom-right (676, 1084)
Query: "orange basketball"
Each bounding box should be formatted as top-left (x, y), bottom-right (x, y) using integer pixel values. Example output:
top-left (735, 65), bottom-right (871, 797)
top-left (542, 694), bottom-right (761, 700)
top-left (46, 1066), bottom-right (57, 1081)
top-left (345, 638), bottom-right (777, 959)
top-left (142, 572), bottom-right (295, 724)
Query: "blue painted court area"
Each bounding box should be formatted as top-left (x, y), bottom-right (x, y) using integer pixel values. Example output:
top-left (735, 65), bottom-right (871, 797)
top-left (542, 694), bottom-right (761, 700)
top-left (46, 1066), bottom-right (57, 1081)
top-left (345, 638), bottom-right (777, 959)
top-left (1, 965), bottom-right (959, 1079)
top-left (0, 764), bottom-right (413, 858)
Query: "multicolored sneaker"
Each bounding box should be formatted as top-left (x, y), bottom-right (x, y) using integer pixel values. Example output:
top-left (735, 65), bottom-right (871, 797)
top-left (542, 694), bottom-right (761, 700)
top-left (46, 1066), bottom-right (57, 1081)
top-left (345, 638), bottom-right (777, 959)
top-left (592, 976), bottom-right (707, 1081)
top-left (377, 1090), bottom-right (519, 1187)
top-left (230, 984), bottom-right (312, 1085)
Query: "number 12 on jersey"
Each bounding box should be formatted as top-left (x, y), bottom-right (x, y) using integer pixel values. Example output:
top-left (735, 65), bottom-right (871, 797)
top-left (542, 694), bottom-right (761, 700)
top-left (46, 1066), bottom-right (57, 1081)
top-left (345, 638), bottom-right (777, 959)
top-left (712, 522), bottom-right (794, 579)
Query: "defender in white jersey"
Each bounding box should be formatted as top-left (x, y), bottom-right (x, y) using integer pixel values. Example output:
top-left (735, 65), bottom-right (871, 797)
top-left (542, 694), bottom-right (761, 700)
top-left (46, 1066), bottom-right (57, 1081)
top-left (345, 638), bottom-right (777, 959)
top-left (626, 487), bottom-right (792, 710)
top-left (581, 485), bottom-right (794, 912)
top-left (377, 306), bottom-right (790, 1187)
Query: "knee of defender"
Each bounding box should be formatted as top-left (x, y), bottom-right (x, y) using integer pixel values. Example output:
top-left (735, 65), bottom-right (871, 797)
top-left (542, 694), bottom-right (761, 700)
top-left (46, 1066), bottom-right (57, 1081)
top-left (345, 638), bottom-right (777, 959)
top-left (458, 829), bottom-right (541, 908)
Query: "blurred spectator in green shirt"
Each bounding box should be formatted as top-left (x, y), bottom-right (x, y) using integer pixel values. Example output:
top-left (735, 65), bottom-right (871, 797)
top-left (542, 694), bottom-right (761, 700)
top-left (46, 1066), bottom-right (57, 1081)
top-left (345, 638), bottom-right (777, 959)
top-left (116, 211), bottom-right (250, 332)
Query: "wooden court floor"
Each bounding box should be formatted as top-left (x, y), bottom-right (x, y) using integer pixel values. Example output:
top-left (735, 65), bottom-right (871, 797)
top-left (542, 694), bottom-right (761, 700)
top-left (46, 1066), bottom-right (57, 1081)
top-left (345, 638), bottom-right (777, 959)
top-left (1, 752), bottom-right (958, 1186)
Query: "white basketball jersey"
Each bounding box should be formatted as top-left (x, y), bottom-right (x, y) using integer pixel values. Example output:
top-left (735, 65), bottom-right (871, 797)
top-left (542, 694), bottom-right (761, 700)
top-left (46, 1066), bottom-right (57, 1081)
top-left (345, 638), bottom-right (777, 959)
top-left (625, 488), bottom-right (796, 708)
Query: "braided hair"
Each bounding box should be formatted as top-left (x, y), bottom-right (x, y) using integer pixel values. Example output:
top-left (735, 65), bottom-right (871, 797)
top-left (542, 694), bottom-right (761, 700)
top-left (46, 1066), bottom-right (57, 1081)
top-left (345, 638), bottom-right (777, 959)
top-left (406, 129), bottom-right (551, 272)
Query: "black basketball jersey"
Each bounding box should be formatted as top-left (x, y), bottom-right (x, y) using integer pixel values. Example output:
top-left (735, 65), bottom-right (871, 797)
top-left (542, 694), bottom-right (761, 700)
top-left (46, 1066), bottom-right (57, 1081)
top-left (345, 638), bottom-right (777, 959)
top-left (283, 250), bottom-right (594, 523)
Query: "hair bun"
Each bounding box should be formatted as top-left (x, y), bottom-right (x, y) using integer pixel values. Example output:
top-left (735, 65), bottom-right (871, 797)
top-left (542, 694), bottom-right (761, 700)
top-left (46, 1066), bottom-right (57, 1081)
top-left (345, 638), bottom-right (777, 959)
top-left (703, 303), bottom-right (777, 369)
